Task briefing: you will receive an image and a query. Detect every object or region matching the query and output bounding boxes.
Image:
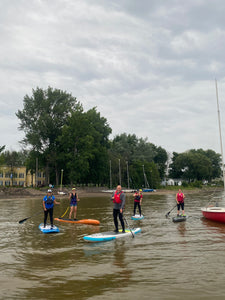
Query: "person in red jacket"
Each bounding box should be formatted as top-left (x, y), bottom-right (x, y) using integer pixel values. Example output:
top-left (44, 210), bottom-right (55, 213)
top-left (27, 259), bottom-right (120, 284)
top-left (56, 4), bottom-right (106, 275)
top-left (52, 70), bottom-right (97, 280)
top-left (111, 185), bottom-right (126, 233)
top-left (176, 188), bottom-right (185, 216)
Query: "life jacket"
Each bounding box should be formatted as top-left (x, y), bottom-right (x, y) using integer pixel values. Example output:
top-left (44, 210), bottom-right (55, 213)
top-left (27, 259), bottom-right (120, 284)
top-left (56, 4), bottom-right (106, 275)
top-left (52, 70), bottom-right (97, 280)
top-left (177, 193), bottom-right (184, 203)
top-left (113, 191), bottom-right (123, 204)
top-left (46, 196), bottom-right (54, 205)
top-left (134, 193), bottom-right (141, 202)
top-left (70, 193), bottom-right (77, 205)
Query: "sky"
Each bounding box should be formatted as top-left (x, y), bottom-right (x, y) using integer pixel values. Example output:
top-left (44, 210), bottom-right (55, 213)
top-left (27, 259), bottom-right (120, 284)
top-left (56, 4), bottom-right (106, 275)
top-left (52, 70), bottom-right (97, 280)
top-left (1, 0), bottom-right (225, 156)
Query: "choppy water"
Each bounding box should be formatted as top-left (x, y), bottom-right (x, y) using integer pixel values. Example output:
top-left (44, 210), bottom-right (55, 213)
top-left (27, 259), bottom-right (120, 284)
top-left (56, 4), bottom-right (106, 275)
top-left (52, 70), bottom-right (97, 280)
top-left (1, 190), bottom-right (225, 299)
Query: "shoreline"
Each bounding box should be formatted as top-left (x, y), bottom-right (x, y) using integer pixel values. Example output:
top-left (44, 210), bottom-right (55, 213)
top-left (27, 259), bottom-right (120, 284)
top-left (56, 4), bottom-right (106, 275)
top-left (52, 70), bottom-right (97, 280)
top-left (0, 186), bottom-right (221, 200)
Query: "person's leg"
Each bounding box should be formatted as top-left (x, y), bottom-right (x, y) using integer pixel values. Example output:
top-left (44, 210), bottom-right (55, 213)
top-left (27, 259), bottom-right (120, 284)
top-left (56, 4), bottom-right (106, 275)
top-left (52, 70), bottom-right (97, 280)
top-left (119, 211), bottom-right (125, 232)
top-left (44, 210), bottom-right (48, 227)
top-left (49, 208), bottom-right (53, 227)
top-left (113, 209), bottom-right (118, 232)
top-left (74, 205), bottom-right (77, 219)
top-left (138, 203), bottom-right (141, 216)
top-left (133, 202), bottom-right (137, 215)
top-left (177, 203), bottom-right (180, 216)
top-left (69, 206), bottom-right (73, 219)
top-left (181, 203), bottom-right (185, 215)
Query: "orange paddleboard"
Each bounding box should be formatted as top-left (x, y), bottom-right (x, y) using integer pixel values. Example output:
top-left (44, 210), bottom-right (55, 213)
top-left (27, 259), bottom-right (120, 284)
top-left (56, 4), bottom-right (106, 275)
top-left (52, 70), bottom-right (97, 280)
top-left (54, 218), bottom-right (100, 225)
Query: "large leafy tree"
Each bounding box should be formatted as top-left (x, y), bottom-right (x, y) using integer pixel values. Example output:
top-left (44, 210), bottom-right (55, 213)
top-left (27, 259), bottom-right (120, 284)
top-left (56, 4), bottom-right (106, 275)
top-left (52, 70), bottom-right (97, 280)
top-left (109, 133), bottom-right (167, 187)
top-left (169, 149), bottom-right (221, 182)
top-left (58, 107), bottom-right (112, 185)
top-left (16, 87), bottom-right (82, 184)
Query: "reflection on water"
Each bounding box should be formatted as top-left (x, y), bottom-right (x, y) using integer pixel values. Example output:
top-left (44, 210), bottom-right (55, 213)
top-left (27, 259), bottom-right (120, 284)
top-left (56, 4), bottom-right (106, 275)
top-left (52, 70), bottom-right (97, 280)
top-left (1, 191), bottom-right (225, 299)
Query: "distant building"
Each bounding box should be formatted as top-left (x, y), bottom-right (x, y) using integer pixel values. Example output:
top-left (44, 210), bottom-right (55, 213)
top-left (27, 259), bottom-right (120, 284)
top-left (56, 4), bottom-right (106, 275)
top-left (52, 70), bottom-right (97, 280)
top-left (0, 165), bottom-right (46, 187)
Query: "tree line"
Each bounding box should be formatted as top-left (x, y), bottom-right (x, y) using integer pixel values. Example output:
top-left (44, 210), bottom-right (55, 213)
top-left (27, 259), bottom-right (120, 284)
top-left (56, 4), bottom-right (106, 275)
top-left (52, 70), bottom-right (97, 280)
top-left (0, 87), bottom-right (223, 188)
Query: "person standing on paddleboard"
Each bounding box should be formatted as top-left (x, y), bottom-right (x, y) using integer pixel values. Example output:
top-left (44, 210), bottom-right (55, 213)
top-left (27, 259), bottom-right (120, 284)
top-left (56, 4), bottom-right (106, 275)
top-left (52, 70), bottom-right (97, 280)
top-left (69, 187), bottom-right (80, 220)
top-left (111, 185), bottom-right (125, 233)
top-left (43, 189), bottom-right (60, 228)
top-left (176, 188), bottom-right (185, 216)
top-left (133, 189), bottom-right (143, 216)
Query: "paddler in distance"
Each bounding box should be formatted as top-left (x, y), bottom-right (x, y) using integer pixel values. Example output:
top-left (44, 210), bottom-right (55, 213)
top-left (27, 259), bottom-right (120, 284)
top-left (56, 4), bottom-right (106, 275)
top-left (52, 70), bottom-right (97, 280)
top-left (176, 188), bottom-right (185, 216)
top-left (69, 187), bottom-right (80, 220)
top-left (43, 189), bottom-right (60, 228)
top-left (111, 185), bottom-right (125, 233)
top-left (133, 189), bottom-right (143, 216)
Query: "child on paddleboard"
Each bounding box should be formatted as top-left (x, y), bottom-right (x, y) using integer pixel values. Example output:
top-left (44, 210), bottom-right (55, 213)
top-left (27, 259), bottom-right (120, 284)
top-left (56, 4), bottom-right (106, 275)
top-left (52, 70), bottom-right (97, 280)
top-left (176, 188), bottom-right (185, 216)
top-left (69, 187), bottom-right (80, 220)
top-left (43, 189), bottom-right (60, 228)
top-left (133, 189), bottom-right (143, 216)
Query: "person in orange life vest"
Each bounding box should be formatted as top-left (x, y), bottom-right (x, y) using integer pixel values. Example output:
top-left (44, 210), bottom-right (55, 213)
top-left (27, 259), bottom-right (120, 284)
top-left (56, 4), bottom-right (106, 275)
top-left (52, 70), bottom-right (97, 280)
top-left (69, 187), bottom-right (80, 220)
top-left (133, 189), bottom-right (143, 216)
top-left (111, 185), bottom-right (125, 233)
top-left (176, 188), bottom-right (185, 216)
top-left (43, 189), bottom-right (60, 228)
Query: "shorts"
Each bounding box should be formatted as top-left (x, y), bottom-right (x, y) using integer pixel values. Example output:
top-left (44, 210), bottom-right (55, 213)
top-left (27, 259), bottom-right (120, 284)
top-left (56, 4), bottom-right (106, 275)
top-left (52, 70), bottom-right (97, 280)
top-left (70, 203), bottom-right (77, 207)
top-left (177, 202), bottom-right (184, 210)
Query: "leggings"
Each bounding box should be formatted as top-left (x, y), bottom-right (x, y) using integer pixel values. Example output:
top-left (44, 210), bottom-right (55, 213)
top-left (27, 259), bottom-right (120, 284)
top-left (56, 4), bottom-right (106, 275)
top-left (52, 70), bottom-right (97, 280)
top-left (134, 202), bottom-right (141, 215)
top-left (44, 208), bottom-right (53, 226)
top-left (113, 209), bottom-right (125, 231)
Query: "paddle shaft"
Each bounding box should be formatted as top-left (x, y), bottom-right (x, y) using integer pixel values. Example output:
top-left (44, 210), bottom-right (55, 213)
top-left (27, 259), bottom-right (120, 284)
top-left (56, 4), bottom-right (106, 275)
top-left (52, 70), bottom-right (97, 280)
top-left (19, 210), bottom-right (43, 224)
top-left (165, 204), bottom-right (177, 218)
top-left (123, 214), bottom-right (135, 238)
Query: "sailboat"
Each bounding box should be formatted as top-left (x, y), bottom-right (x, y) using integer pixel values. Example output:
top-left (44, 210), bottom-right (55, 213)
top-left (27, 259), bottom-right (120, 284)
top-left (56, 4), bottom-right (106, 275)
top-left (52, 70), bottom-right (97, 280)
top-left (201, 80), bottom-right (225, 223)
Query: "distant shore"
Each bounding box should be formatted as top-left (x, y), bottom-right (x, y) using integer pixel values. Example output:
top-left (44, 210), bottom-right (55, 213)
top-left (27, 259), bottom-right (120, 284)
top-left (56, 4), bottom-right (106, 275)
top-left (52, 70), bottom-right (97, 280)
top-left (0, 186), bottom-right (221, 200)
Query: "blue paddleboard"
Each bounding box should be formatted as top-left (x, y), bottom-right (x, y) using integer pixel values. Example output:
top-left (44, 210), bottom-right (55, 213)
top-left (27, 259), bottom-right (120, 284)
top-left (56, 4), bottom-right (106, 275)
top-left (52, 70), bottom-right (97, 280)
top-left (131, 214), bottom-right (144, 220)
top-left (83, 228), bottom-right (141, 242)
top-left (39, 223), bottom-right (60, 233)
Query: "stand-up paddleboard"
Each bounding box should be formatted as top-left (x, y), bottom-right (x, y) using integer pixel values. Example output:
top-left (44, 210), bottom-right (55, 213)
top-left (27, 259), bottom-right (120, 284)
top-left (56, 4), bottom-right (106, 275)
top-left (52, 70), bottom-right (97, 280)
top-left (83, 228), bottom-right (141, 242)
top-left (54, 218), bottom-right (100, 225)
top-left (131, 214), bottom-right (144, 220)
top-left (172, 215), bottom-right (187, 223)
top-left (39, 223), bottom-right (60, 233)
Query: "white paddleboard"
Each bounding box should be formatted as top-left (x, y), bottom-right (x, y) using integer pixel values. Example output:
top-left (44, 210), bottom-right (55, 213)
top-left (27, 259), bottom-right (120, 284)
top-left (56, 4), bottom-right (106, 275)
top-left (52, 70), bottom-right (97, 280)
top-left (83, 228), bottom-right (141, 242)
top-left (131, 214), bottom-right (144, 220)
top-left (39, 223), bottom-right (60, 233)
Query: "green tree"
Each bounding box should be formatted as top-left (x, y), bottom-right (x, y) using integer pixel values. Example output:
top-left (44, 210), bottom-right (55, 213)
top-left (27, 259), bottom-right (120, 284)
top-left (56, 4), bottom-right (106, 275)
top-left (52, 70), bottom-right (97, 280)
top-left (16, 87), bottom-right (82, 184)
top-left (58, 107), bottom-right (112, 185)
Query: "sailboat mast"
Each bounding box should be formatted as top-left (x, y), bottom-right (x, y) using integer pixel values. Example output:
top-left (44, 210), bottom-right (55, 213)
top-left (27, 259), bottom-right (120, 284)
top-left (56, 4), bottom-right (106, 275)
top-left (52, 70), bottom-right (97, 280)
top-left (215, 79), bottom-right (225, 192)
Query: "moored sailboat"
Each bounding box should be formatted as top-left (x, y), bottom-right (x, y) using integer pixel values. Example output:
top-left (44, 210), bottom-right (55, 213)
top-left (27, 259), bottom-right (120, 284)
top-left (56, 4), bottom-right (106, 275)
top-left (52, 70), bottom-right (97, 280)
top-left (201, 80), bottom-right (225, 223)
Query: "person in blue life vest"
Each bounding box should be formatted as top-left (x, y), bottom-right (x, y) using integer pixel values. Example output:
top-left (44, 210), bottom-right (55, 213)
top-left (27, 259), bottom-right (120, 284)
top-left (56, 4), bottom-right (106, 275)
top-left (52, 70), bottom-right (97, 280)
top-left (43, 189), bottom-right (60, 228)
top-left (69, 187), bottom-right (80, 220)
top-left (111, 185), bottom-right (126, 233)
top-left (133, 189), bottom-right (143, 216)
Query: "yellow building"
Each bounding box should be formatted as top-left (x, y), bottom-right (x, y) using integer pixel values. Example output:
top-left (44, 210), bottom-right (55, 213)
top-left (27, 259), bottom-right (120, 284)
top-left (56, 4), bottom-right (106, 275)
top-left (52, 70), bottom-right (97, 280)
top-left (0, 166), bottom-right (46, 187)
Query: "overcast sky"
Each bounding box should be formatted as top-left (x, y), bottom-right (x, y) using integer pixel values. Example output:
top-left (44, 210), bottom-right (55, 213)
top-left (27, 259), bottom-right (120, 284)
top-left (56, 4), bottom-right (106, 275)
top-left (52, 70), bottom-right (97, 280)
top-left (1, 0), bottom-right (225, 156)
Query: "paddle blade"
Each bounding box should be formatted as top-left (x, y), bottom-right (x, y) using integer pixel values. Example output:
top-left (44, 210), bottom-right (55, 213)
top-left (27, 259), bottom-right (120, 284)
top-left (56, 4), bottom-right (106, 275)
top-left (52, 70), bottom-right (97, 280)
top-left (19, 217), bottom-right (29, 224)
top-left (165, 212), bottom-right (170, 218)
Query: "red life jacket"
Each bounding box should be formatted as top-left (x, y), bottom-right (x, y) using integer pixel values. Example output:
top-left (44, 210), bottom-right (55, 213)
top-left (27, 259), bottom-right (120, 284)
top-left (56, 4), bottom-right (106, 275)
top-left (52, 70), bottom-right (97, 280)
top-left (177, 193), bottom-right (184, 203)
top-left (113, 191), bottom-right (123, 204)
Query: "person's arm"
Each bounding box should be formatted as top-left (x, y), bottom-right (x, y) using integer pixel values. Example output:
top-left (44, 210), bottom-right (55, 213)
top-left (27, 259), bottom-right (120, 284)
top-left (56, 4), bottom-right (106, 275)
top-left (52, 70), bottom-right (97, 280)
top-left (77, 193), bottom-right (80, 201)
top-left (43, 198), bottom-right (47, 211)
top-left (176, 193), bottom-right (179, 203)
top-left (120, 193), bottom-right (125, 212)
top-left (53, 196), bottom-right (60, 205)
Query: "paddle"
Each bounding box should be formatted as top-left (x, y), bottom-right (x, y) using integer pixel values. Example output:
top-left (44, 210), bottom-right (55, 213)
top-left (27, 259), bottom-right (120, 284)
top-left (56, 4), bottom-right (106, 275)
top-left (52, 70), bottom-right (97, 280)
top-left (122, 214), bottom-right (134, 238)
top-left (165, 204), bottom-right (177, 218)
top-left (19, 210), bottom-right (43, 224)
top-left (60, 206), bottom-right (69, 218)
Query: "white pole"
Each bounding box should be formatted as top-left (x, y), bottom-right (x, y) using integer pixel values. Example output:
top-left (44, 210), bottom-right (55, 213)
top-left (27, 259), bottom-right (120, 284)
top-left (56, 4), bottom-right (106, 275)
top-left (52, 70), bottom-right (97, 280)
top-left (215, 79), bottom-right (225, 192)
top-left (118, 159), bottom-right (121, 186)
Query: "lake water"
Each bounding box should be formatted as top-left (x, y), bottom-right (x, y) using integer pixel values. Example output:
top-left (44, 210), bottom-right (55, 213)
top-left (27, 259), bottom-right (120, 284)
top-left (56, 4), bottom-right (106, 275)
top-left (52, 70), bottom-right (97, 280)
top-left (1, 190), bottom-right (225, 299)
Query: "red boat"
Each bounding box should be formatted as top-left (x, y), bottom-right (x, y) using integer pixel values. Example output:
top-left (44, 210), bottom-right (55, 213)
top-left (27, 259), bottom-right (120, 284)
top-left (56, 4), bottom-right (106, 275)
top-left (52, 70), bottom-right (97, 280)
top-left (201, 207), bottom-right (225, 223)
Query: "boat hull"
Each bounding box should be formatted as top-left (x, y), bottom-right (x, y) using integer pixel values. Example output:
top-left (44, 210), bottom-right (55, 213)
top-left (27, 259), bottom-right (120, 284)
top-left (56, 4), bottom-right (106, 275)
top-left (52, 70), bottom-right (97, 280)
top-left (201, 207), bottom-right (225, 223)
